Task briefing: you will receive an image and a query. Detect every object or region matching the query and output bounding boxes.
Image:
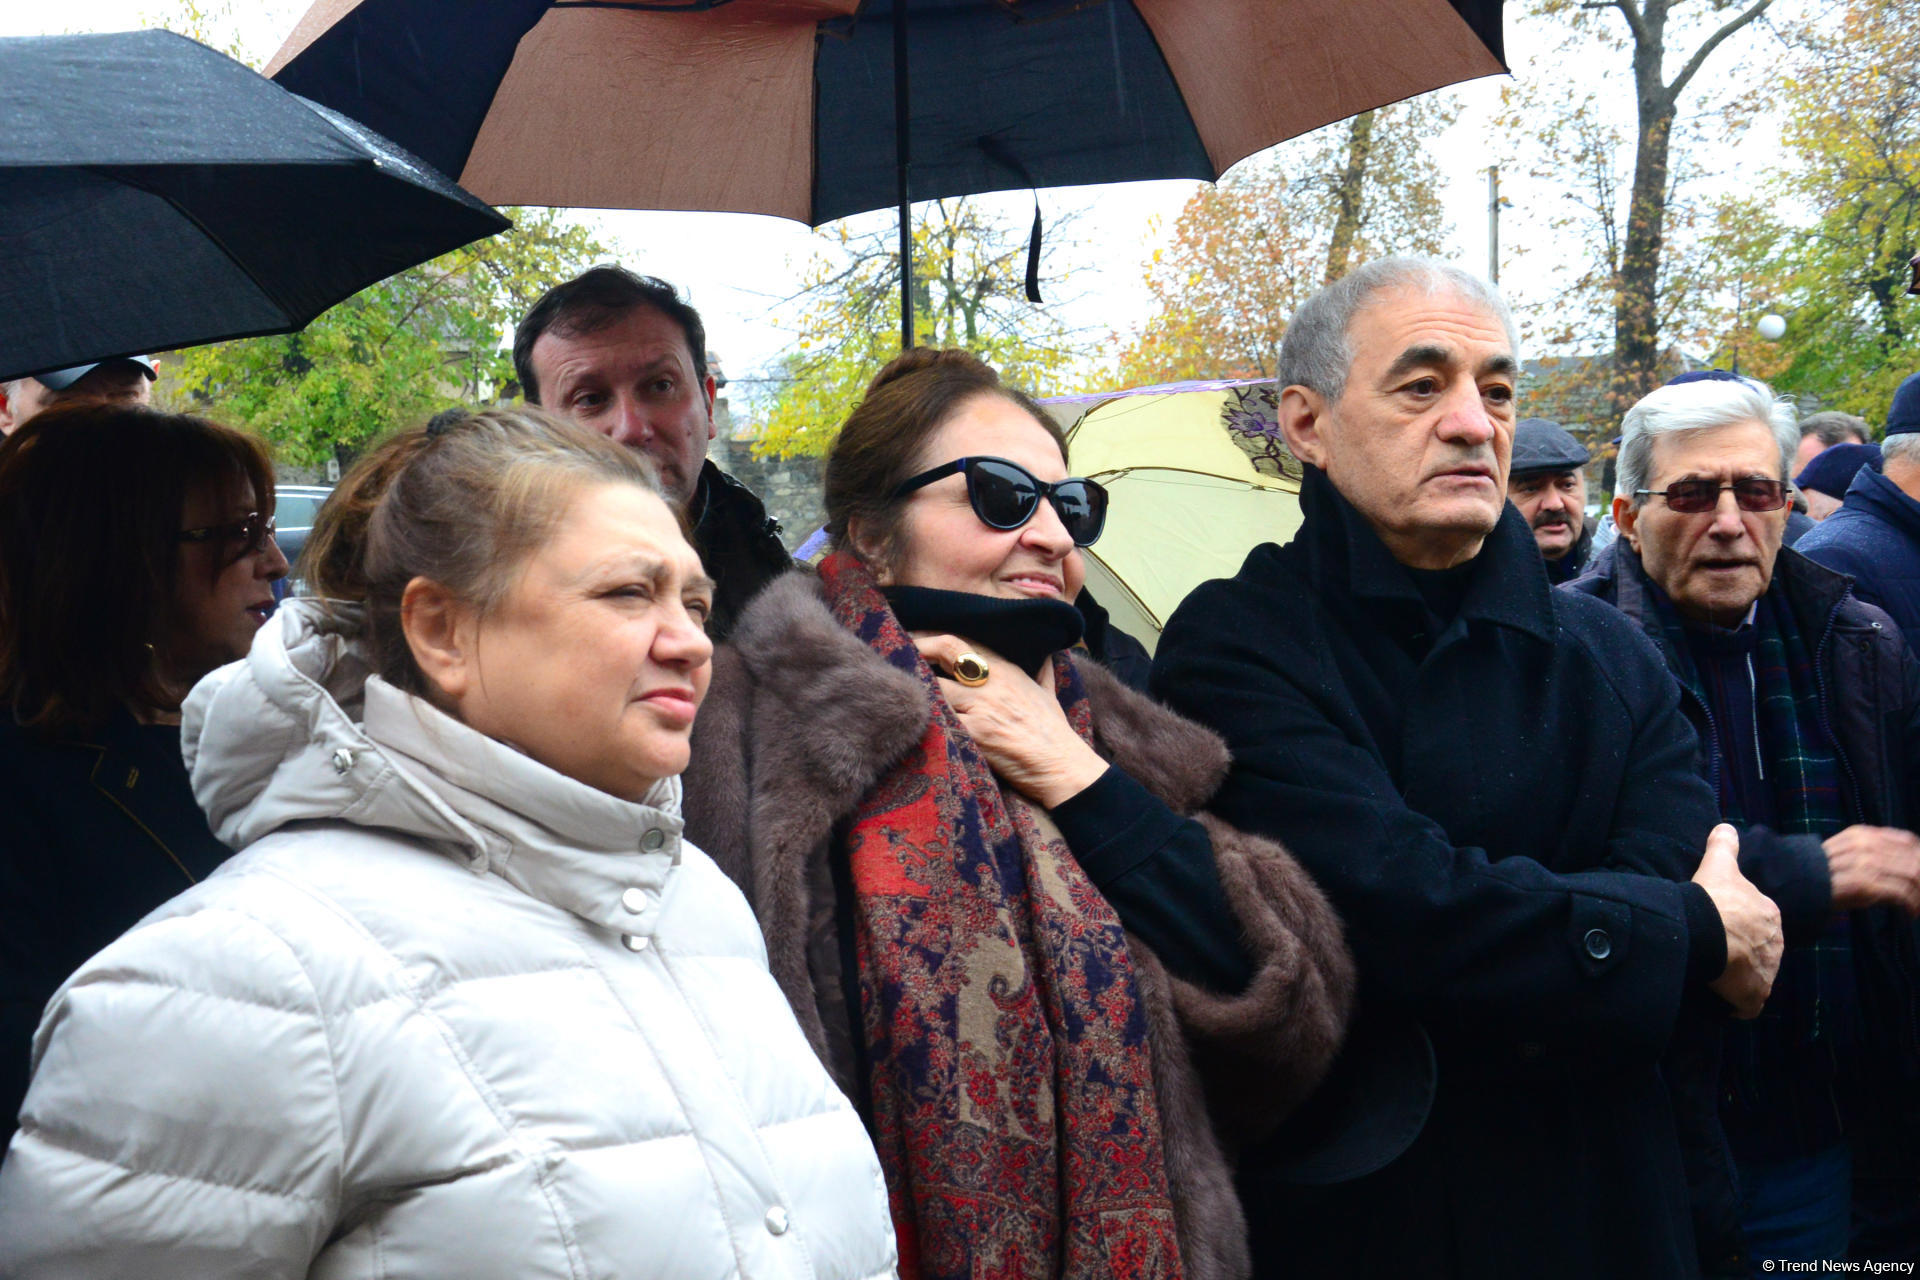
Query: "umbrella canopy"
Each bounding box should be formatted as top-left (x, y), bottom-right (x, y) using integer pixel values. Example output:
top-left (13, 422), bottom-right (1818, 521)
top-left (269, 0), bottom-right (1502, 225)
top-left (1048, 379), bottom-right (1302, 650)
top-left (267, 0), bottom-right (1505, 344)
top-left (0, 29), bottom-right (509, 384)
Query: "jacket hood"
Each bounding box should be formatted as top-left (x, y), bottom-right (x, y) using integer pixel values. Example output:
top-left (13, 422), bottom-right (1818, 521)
top-left (183, 600), bottom-right (687, 934)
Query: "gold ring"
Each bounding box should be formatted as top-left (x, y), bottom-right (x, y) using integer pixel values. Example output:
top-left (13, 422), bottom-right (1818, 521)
top-left (952, 652), bottom-right (990, 686)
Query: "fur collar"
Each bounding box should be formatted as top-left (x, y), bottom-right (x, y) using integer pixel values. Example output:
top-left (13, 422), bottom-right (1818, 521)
top-left (726, 572), bottom-right (1231, 816)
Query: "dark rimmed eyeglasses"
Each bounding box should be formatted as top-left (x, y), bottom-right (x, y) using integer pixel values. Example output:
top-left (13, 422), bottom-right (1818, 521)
top-left (890, 456), bottom-right (1109, 547)
top-left (177, 511), bottom-right (277, 557)
top-left (1632, 478), bottom-right (1790, 514)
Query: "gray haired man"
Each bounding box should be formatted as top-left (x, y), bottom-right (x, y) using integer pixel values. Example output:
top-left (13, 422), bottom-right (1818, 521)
top-left (1566, 369), bottom-right (1920, 1266)
top-left (1153, 258), bottom-right (1781, 1278)
top-left (1794, 409), bottom-right (1873, 474)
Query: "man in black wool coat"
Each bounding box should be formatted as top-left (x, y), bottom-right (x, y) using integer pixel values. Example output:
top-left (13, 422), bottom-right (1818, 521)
top-left (1152, 257), bottom-right (1785, 1280)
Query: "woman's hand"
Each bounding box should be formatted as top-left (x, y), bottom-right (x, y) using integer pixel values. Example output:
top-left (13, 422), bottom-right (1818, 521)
top-left (912, 633), bottom-right (1109, 809)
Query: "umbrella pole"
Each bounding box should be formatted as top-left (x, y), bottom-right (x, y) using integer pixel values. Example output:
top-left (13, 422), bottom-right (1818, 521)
top-left (894, 0), bottom-right (913, 351)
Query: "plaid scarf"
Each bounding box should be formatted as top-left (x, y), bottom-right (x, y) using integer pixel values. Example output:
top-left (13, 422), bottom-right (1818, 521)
top-left (819, 552), bottom-right (1184, 1280)
top-left (1646, 585), bottom-right (1844, 838)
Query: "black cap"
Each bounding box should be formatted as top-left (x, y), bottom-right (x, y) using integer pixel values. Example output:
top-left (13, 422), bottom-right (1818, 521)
top-left (1794, 441), bottom-right (1882, 498)
top-left (34, 355), bottom-right (156, 390)
top-left (1887, 371), bottom-right (1920, 436)
top-left (1510, 418), bottom-right (1590, 478)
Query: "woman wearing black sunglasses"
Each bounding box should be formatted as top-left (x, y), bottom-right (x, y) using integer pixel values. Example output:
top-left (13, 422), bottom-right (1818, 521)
top-left (684, 347), bottom-right (1354, 1280)
top-left (0, 401), bottom-right (285, 1143)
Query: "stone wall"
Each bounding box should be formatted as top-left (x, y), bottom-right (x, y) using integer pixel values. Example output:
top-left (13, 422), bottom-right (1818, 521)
top-left (711, 437), bottom-right (827, 553)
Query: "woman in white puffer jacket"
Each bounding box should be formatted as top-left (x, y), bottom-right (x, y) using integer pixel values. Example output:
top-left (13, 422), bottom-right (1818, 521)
top-left (0, 408), bottom-right (898, 1280)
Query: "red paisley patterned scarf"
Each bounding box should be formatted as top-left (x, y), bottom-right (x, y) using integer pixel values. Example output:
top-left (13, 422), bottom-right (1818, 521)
top-left (819, 552), bottom-right (1184, 1280)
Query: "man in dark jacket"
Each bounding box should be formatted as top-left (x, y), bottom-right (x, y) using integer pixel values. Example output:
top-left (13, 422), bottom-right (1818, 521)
top-left (514, 267), bottom-right (791, 640)
top-left (1508, 416), bottom-right (1594, 582)
top-left (1798, 372), bottom-right (1920, 658)
top-left (1566, 370), bottom-right (1920, 1265)
top-left (1152, 257), bottom-right (1783, 1279)
top-left (1793, 441), bottom-right (1881, 523)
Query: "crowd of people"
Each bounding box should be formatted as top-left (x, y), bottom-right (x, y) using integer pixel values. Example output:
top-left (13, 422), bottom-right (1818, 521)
top-left (0, 255), bottom-right (1914, 1280)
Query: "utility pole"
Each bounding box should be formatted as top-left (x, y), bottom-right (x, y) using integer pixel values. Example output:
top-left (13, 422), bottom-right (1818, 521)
top-left (1487, 165), bottom-right (1500, 286)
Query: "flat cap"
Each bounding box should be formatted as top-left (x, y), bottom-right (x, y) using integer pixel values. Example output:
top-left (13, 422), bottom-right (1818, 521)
top-left (1510, 418), bottom-right (1590, 477)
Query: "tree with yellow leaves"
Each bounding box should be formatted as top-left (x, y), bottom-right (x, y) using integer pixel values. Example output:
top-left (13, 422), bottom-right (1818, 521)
top-left (1115, 99), bottom-right (1454, 386)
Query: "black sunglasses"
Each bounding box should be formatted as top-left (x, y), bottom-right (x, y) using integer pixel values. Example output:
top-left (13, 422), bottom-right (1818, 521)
top-left (1633, 478), bottom-right (1789, 514)
top-left (891, 456), bottom-right (1108, 547)
top-left (177, 511), bottom-right (277, 558)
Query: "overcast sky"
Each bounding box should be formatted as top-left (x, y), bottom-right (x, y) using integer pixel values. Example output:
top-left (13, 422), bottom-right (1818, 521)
top-left (0, 0), bottom-right (1782, 397)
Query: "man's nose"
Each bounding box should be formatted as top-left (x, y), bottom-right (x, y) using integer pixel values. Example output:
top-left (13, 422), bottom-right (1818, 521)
top-left (1435, 389), bottom-right (1496, 447)
top-left (605, 394), bottom-right (655, 446)
top-left (1707, 489), bottom-right (1747, 537)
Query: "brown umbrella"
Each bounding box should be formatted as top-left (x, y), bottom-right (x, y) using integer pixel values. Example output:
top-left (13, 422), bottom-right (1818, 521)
top-left (269, 0), bottom-right (1506, 345)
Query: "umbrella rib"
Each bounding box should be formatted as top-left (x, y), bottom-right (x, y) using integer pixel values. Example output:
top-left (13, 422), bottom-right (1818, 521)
top-left (1084, 464), bottom-right (1300, 493)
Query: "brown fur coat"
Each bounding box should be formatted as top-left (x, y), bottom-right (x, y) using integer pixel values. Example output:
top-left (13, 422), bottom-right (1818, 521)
top-left (683, 572), bottom-right (1356, 1280)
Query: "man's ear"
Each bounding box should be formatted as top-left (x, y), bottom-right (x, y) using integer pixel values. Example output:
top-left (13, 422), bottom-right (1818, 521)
top-left (0, 386), bottom-right (14, 436)
top-left (702, 375), bottom-right (718, 441)
top-left (400, 577), bottom-right (476, 704)
top-left (1277, 385), bottom-right (1332, 470)
top-left (1612, 495), bottom-right (1640, 554)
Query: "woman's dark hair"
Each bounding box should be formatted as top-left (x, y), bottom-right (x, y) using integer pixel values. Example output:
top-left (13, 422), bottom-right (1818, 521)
top-left (302, 405), bottom-right (664, 697)
top-left (823, 348), bottom-right (1065, 569)
top-left (0, 402), bottom-right (275, 733)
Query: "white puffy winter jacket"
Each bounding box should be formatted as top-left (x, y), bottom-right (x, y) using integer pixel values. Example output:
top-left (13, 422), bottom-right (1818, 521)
top-left (0, 601), bottom-right (898, 1280)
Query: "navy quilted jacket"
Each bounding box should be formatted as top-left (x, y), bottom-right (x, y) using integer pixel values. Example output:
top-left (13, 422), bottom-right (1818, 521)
top-left (1797, 465), bottom-right (1920, 659)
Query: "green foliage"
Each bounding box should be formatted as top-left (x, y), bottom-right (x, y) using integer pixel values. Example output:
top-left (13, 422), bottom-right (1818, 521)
top-left (1115, 99), bottom-right (1454, 387)
top-left (168, 209), bottom-right (608, 466)
top-left (1712, 0), bottom-right (1920, 422)
top-left (754, 200), bottom-right (1088, 459)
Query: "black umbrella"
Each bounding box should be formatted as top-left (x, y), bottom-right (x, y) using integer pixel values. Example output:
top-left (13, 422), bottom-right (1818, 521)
top-left (0, 29), bottom-right (509, 384)
top-left (267, 0), bottom-right (1505, 350)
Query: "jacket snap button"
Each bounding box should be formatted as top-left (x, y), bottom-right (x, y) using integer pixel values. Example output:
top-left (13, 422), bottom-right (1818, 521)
top-left (641, 829), bottom-right (666, 852)
top-left (622, 934), bottom-right (650, 952)
top-left (764, 1205), bottom-right (790, 1235)
top-left (1584, 928), bottom-right (1613, 961)
top-left (331, 747), bottom-right (354, 775)
top-left (621, 887), bottom-right (647, 914)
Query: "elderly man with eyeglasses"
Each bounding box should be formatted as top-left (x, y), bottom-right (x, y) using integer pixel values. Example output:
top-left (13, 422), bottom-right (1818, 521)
top-left (1566, 370), bottom-right (1920, 1269)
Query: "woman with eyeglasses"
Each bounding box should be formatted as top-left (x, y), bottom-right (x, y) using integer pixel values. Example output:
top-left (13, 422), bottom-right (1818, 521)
top-left (683, 348), bottom-right (1355, 1280)
top-left (0, 401), bottom-right (286, 1142)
